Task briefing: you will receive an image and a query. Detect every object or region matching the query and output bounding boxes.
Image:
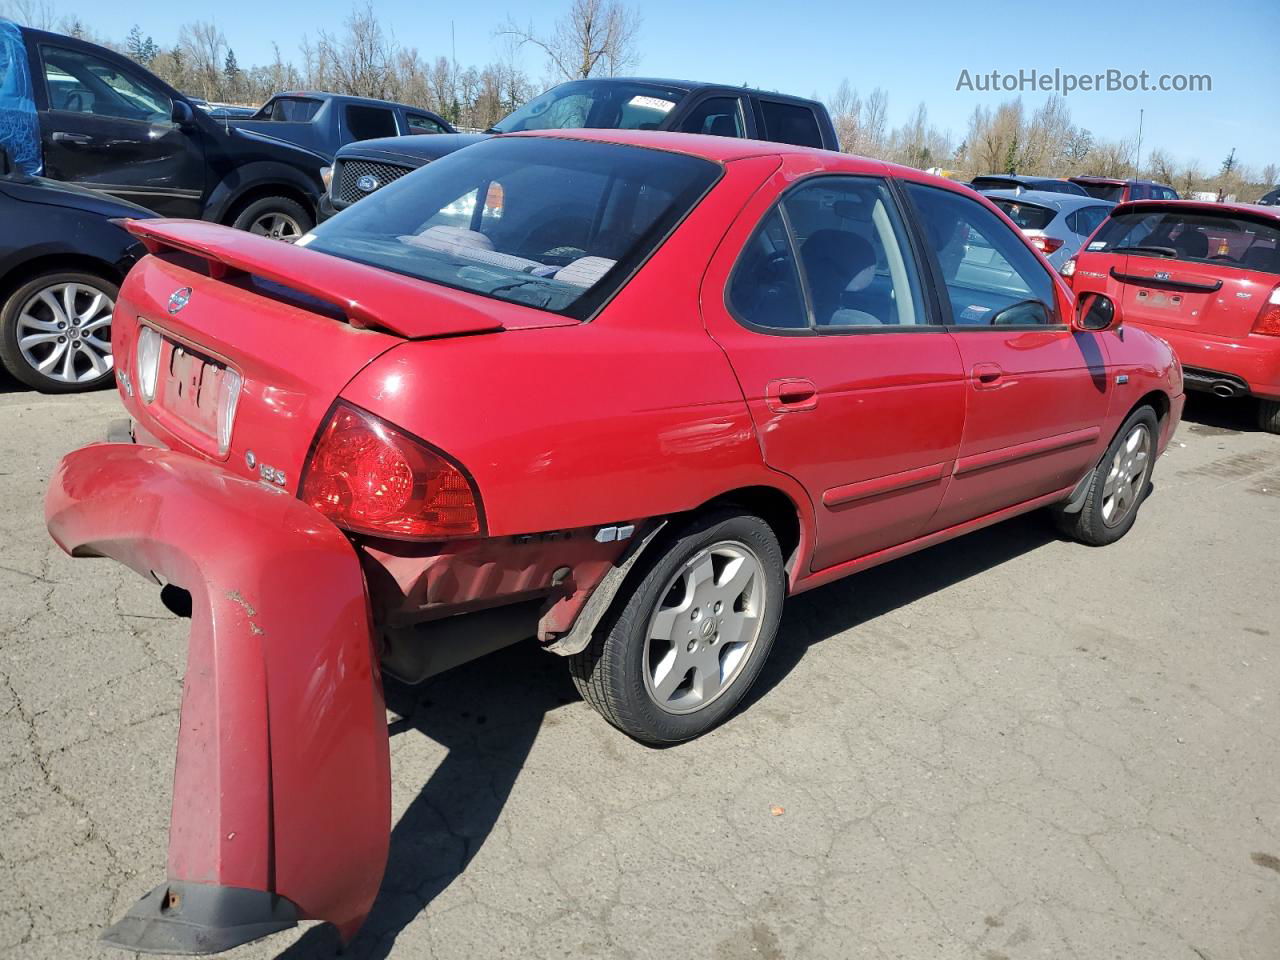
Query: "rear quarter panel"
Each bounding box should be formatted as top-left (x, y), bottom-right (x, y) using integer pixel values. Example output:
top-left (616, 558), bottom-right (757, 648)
top-left (339, 153), bottom-right (815, 538)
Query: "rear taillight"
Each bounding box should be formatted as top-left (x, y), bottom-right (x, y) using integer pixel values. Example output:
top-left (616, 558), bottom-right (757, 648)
top-left (1029, 234), bottom-right (1065, 255)
top-left (1253, 286), bottom-right (1280, 337)
top-left (136, 325), bottom-right (162, 403)
top-left (300, 402), bottom-right (482, 539)
top-left (1061, 257), bottom-right (1077, 279)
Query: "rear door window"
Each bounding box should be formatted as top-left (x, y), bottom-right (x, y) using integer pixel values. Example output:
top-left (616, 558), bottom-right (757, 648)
top-left (345, 105), bottom-right (398, 141)
top-left (679, 97), bottom-right (745, 138)
top-left (756, 99), bottom-right (823, 148)
top-left (729, 176), bottom-right (926, 330)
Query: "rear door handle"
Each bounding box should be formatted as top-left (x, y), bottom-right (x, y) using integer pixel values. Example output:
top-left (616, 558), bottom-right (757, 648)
top-left (51, 132), bottom-right (93, 145)
top-left (971, 363), bottom-right (1005, 389)
top-left (765, 378), bottom-right (818, 412)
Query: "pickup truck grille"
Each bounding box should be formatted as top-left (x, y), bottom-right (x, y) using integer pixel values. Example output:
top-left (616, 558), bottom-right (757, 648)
top-left (333, 158), bottom-right (416, 207)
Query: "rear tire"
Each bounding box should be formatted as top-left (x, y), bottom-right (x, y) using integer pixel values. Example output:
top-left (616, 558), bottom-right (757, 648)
top-left (230, 196), bottom-right (313, 241)
top-left (1258, 398), bottom-right (1280, 435)
top-left (570, 511), bottom-right (785, 745)
top-left (0, 270), bottom-right (117, 393)
top-left (1056, 406), bottom-right (1159, 546)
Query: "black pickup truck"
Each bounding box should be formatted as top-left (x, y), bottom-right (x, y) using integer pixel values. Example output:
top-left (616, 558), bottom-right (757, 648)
top-left (321, 77), bottom-right (839, 219)
top-left (232, 92), bottom-right (454, 162)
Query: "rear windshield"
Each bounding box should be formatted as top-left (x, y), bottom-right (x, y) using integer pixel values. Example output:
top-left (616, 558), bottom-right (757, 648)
top-left (990, 199), bottom-right (1056, 230)
top-left (490, 80), bottom-right (687, 134)
top-left (300, 137), bottom-right (719, 318)
top-left (1074, 182), bottom-right (1125, 202)
top-left (1089, 210), bottom-right (1280, 274)
top-left (970, 177), bottom-right (1018, 192)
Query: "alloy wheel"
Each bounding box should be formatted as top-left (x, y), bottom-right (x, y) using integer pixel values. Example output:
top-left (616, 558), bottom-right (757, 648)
top-left (249, 212), bottom-right (303, 241)
top-left (1101, 423), bottom-right (1151, 527)
top-left (15, 282), bottom-right (114, 385)
top-left (643, 541), bottom-right (768, 714)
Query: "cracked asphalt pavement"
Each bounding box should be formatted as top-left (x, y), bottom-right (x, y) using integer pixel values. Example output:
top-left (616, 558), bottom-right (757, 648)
top-left (1, 374), bottom-right (1278, 960)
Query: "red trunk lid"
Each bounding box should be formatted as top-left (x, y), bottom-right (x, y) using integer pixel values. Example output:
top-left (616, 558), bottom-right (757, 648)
top-left (113, 220), bottom-right (547, 490)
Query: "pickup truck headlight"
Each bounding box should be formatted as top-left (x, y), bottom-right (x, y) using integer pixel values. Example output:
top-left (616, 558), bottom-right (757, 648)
top-left (320, 166), bottom-right (333, 192)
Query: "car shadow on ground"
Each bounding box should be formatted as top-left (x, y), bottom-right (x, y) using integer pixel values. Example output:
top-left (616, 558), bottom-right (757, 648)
top-left (1178, 392), bottom-right (1261, 435)
top-left (272, 510), bottom-right (1065, 959)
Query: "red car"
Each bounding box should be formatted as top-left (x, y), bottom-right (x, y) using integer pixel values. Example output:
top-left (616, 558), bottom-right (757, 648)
top-left (45, 130), bottom-right (1182, 952)
top-left (1064, 199), bottom-right (1280, 432)
top-left (1068, 176), bottom-right (1179, 203)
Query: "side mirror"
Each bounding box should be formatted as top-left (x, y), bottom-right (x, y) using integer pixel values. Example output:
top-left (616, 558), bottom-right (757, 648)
top-left (1073, 292), bottom-right (1120, 332)
top-left (171, 99), bottom-right (196, 129)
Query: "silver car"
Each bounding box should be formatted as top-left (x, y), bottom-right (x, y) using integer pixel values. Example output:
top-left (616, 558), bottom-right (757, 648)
top-left (983, 190), bottom-right (1115, 271)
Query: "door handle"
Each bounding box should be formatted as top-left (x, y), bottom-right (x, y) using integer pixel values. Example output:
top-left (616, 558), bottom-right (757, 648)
top-left (51, 132), bottom-right (93, 145)
top-left (971, 363), bottom-right (1005, 389)
top-left (765, 378), bottom-right (818, 412)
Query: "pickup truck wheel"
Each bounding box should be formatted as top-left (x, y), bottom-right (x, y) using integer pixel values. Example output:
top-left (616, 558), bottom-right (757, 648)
top-left (570, 511), bottom-right (785, 745)
top-left (1056, 406), bottom-right (1159, 546)
top-left (1258, 399), bottom-right (1280, 435)
top-left (0, 271), bottom-right (117, 393)
top-left (231, 197), bottom-right (312, 241)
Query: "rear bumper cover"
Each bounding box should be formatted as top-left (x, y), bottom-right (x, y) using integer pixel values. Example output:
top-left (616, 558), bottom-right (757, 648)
top-left (1145, 326), bottom-right (1280, 399)
top-left (45, 442), bottom-right (390, 952)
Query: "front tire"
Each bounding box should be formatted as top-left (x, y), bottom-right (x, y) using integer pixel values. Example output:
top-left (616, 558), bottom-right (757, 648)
top-left (1258, 398), bottom-right (1280, 435)
top-left (570, 511), bottom-right (785, 745)
top-left (0, 271), bottom-right (117, 393)
top-left (1056, 406), bottom-right (1159, 546)
top-left (230, 196), bottom-right (313, 241)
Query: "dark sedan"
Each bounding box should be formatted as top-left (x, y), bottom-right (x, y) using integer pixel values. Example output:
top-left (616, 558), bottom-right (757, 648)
top-left (0, 149), bottom-right (154, 391)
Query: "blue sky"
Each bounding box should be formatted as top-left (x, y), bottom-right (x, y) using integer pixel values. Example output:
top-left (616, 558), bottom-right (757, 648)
top-left (67, 0), bottom-right (1280, 173)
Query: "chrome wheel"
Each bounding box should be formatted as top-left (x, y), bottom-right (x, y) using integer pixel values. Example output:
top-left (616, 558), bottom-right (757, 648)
top-left (15, 282), bottom-right (114, 384)
top-left (248, 212), bottom-right (303, 241)
top-left (1101, 423), bottom-right (1151, 527)
top-left (643, 541), bottom-right (767, 715)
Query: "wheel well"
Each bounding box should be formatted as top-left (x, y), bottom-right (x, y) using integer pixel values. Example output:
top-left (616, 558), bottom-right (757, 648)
top-left (693, 485), bottom-right (803, 572)
top-left (1133, 390), bottom-right (1170, 426)
top-left (222, 183), bottom-right (315, 225)
top-left (0, 254), bottom-right (118, 304)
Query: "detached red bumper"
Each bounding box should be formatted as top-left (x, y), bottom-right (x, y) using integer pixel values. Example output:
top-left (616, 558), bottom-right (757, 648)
top-left (46, 442), bottom-right (390, 953)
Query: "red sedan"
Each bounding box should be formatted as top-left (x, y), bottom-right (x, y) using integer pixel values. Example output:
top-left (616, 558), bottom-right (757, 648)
top-left (45, 130), bottom-right (1182, 952)
top-left (1063, 199), bottom-right (1280, 432)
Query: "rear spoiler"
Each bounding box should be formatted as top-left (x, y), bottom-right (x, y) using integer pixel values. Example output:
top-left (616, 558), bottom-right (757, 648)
top-left (125, 219), bottom-right (504, 339)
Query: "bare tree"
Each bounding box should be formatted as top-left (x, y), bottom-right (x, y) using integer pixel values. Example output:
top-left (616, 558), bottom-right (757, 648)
top-left (313, 3), bottom-right (395, 98)
top-left (827, 78), bottom-right (862, 154)
top-left (861, 87), bottom-right (888, 156)
top-left (1261, 163), bottom-right (1279, 190)
top-left (500, 0), bottom-right (641, 81)
top-left (1144, 148), bottom-right (1176, 185)
top-left (1, 0), bottom-right (57, 29)
top-left (178, 22), bottom-right (228, 101)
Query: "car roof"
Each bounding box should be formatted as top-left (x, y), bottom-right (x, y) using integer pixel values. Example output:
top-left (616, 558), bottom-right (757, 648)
top-left (1071, 176), bottom-right (1172, 188)
top-left (983, 189), bottom-right (1115, 211)
top-left (502, 130), bottom-right (986, 201)
top-left (506, 127), bottom-right (858, 164)
top-left (1114, 198), bottom-right (1280, 221)
top-left (974, 174), bottom-right (1062, 184)
top-left (547, 76), bottom-right (824, 106)
top-left (267, 91), bottom-right (444, 114)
